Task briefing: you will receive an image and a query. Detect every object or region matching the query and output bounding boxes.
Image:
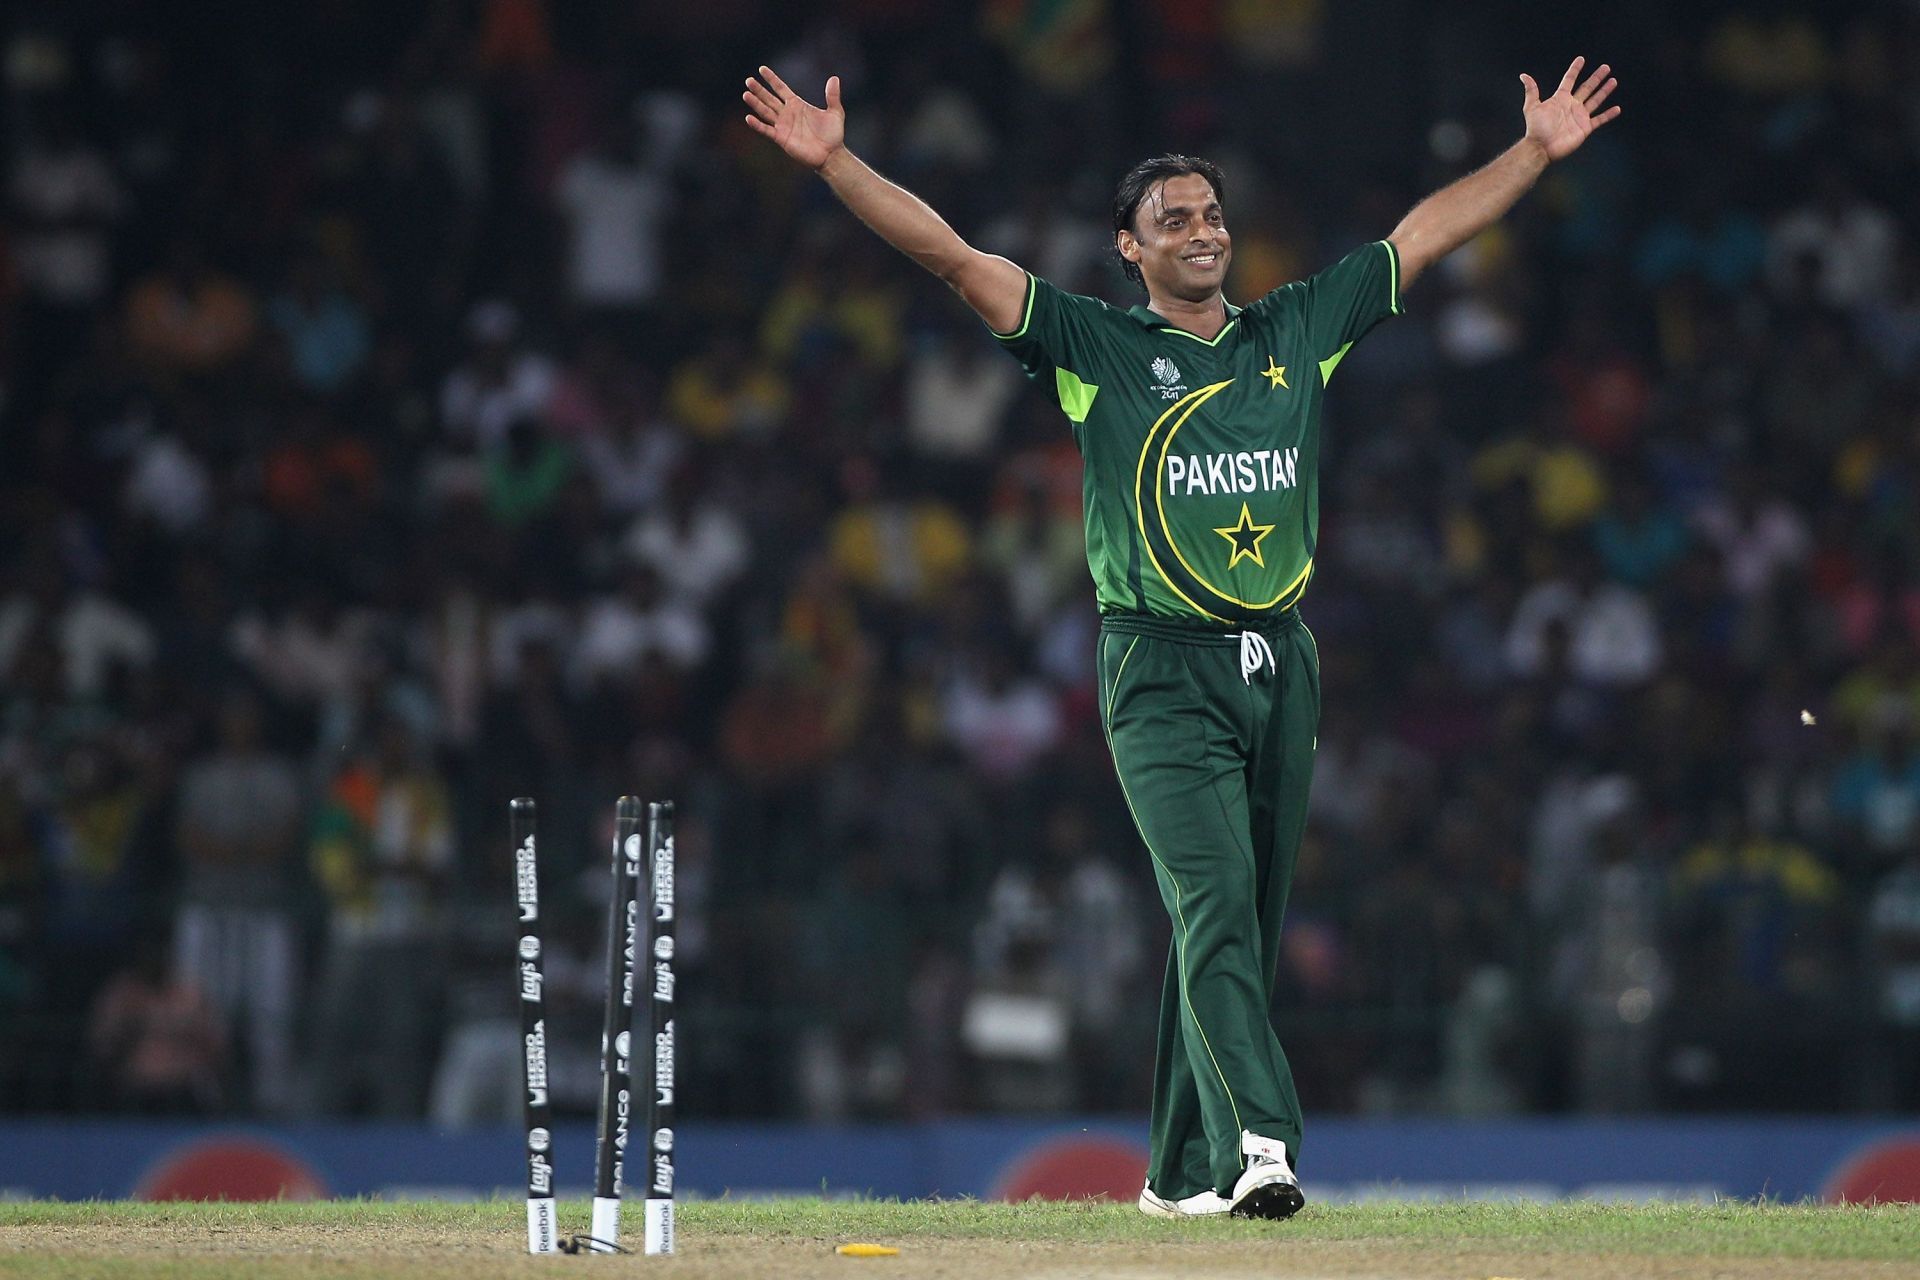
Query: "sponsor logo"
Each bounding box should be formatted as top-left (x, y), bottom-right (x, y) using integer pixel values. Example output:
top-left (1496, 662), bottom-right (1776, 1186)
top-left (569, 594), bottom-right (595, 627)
top-left (652, 1154), bottom-right (674, 1196)
top-left (625, 832), bottom-right (643, 868)
top-left (613, 1088), bottom-right (630, 1170)
top-left (646, 1199), bottom-right (675, 1254)
top-left (525, 1019), bottom-right (548, 1107)
top-left (653, 836), bottom-right (675, 922)
top-left (531, 1193), bottom-right (555, 1239)
top-left (654, 934), bottom-right (674, 960)
top-left (515, 837), bottom-right (539, 922)
top-left (528, 1127), bottom-right (550, 1153)
top-left (529, 1152), bottom-right (553, 1196)
top-left (655, 1020), bottom-right (675, 1106)
top-left (615, 1030), bottom-right (631, 1075)
top-left (653, 1127), bottom-right (674, 1153)
top-left (622, 898), bottom-right (639, 1008)
top-left (519, 960), bottom-right (542, 1002)
top-left (653, 960), bottom-right (675, 1003)
top-left (518, 935), bottom-right (541, 961)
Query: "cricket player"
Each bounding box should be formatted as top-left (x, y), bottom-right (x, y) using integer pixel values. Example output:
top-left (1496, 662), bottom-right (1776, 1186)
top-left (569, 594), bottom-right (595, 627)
top-left (745, 55), bottom-right (1619, 1218)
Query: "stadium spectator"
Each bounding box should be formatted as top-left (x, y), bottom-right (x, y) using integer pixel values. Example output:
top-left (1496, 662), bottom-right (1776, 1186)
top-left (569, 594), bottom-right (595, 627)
top-left (665, 335), bottom-right (790, 443)
top-left (554, 115), bottom-right (667, 317)
top-left (903, 330), bottom-right (1022, 489)
top-left (1766, 168), bottom-right (1897, 309)
top-left (0, 554), bottom-right (156, 701)
top-left (440, 302), bottom-right (557, 451)
top-left (621, 474), bottom-right (752, 608)
top-left (1505, 545), bottom-right (1663, 686)
top-left (1867, 848), bottom-right (1920, 1107)
top-left (86, 933), bottom-right (229, 1115)
top-left (170, 691), bottom-right (303, 1113)
top-left (124, 240), bottom-right (257, 378)
top-left (9, 107), bottom-right (122, 419)
top-left (574, 564), bottom-right (710, 686)
top-left (267, 256), bottom-right (372, 396)
top-left (308, 716), bottom-right (456, 1116)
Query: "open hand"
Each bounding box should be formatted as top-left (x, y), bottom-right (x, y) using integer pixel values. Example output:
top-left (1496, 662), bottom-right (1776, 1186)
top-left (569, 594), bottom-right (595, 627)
top-left (743, 66), bottom-right (844, 171)
top-left (1519, 57), bottom-right (1620, 162)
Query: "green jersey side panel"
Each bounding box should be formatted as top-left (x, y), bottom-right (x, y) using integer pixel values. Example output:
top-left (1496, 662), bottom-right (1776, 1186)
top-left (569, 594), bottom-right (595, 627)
top-left (991, 241), bottom-right (1402, 623)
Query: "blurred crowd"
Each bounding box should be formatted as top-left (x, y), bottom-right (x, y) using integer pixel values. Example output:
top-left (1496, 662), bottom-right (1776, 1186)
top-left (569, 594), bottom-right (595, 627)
top-left (5, 0), bottom-right (1920, 1124)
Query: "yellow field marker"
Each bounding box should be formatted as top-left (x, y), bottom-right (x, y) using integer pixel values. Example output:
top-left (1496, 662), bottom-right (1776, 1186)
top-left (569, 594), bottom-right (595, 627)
top-left (834, 1243), bottom-right (901, 1257)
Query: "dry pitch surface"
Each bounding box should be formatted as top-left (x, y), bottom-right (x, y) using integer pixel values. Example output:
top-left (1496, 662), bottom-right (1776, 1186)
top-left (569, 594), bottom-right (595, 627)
top-left (2, 1198), bottom-right (1918, 1280)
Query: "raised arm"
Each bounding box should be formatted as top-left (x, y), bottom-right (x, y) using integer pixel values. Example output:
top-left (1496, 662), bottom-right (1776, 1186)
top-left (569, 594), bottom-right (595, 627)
top-left (1389, 57), bottom-right (1620, 292)
top-left (744, 66), bottom-right (1028, 334)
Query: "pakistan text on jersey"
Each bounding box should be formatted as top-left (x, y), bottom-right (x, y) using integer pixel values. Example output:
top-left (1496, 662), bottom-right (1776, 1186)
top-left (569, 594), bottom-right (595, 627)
top-left (1166, 448), bottom-right (1299, 497)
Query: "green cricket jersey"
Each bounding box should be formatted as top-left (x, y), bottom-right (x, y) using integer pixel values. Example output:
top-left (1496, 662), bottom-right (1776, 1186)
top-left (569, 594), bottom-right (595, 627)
top-left (991, 240), bottom-right (1403, 624)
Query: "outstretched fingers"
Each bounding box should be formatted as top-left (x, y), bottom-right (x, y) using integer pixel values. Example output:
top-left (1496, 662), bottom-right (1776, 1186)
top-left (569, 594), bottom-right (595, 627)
top-left (1586, 77), bottom-right (1618, 113)
top-left (1575, 62), bottom-right (1611, 102)
top-left (757, 64), bottom-right (796, 101)
top-left (1519, 72), bottom-right (1540, 105)
top-left (745, 82), bottom-right (782, 123)
top-left (1592, 105), bottom-right (1623, 129)
top-left (1556, 55), bottom-right (1585, 96)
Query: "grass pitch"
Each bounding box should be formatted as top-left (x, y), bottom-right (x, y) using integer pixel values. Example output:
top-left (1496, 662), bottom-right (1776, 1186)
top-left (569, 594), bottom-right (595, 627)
top-left (3, 1197), bottom-right (1918, 1279)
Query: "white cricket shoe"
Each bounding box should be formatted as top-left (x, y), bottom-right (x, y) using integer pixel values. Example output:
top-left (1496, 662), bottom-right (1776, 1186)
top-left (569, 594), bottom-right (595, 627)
top-left (1227, 1131), bottom-right (1304, 1220)
top-left (1137, 1181), bottom-right (1231, 1217)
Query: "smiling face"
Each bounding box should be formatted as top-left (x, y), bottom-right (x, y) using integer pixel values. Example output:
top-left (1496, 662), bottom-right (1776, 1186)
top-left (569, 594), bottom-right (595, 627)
top-left (1117, 172), bottom-right (1232, 306)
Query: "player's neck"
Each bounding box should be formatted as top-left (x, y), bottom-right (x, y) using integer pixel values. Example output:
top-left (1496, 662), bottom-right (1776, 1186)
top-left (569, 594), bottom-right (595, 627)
top-left (1146, 291), bottom-right (1229, 340)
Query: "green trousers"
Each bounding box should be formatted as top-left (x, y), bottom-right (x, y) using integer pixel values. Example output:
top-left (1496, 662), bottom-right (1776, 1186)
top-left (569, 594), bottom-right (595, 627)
top-left (1097, 610), bottom-right (1320, 1199)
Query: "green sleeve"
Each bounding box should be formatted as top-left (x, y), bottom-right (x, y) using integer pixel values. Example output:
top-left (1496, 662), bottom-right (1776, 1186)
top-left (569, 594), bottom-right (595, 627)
top-left (1272, 240), bottom-right (1406, 385)
top-left (986, 273), bottom-right (1107, 425)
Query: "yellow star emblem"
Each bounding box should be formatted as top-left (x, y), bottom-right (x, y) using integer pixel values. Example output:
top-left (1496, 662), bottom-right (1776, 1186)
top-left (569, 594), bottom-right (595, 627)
top-left (1213, 502), bottom-right (1275, 569)
top-left (1261, 357), bottom-right (1288, 389)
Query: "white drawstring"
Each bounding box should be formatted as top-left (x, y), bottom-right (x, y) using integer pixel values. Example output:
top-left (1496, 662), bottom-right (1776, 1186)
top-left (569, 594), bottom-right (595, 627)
top-left (1238, 631), bottom-right (1276, 684)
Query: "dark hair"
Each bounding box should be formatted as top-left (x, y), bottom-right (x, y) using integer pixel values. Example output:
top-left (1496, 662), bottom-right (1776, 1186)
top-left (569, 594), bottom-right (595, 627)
top-left (1111, 154), bottom-right (1227, 288)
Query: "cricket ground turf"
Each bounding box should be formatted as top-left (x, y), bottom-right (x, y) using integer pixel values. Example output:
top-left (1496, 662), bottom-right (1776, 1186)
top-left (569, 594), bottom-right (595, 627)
top-left (2, 1198), bottom-right (1917, 1279)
